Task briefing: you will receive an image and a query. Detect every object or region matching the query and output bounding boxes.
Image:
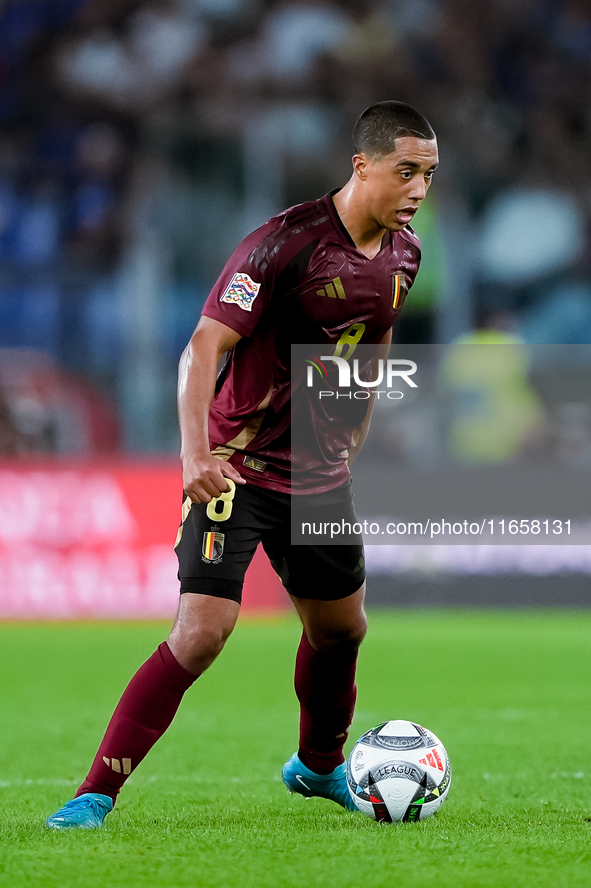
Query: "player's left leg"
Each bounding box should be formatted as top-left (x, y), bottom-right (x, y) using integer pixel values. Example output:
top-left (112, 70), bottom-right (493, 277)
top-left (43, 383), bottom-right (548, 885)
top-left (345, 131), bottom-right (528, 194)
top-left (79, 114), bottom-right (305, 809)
top-left (281, 584), bottom-right (366, 811)
top-left (290, 584), bottom-right (367, 774)
top-left (288, 581), bottom-right (367, 803)
top-left (272, 532), bottom-right (367, 810)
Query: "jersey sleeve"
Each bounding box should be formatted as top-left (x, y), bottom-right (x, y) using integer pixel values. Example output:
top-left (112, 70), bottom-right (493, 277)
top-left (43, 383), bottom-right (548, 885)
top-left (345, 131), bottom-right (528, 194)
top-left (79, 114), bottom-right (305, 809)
top-left (201, 219), bottom-right (286, 338)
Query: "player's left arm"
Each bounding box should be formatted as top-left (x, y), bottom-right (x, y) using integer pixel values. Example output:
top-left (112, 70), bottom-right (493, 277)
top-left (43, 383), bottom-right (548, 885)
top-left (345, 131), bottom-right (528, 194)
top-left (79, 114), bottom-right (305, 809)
top-left (347, 327), bottom-right (392, 465)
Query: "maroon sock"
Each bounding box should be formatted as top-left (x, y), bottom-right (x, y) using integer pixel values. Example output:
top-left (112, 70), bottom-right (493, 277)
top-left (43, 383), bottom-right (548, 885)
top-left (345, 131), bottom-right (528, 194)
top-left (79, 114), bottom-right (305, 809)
top-left (294, 632), bottom-right (358, 775)
top-left (76, 642), bottom-right (197, 803)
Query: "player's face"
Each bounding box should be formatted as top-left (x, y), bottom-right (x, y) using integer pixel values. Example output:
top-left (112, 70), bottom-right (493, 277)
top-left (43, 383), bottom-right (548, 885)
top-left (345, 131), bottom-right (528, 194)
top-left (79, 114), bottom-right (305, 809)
top-left (358, 137), bottom-right (439, 231)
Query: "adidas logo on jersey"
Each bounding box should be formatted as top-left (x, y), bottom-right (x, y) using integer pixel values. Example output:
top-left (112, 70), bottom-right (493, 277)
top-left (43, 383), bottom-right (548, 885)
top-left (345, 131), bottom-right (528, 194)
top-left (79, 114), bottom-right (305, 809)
top-left (317, 276), bottom-right (346, 299)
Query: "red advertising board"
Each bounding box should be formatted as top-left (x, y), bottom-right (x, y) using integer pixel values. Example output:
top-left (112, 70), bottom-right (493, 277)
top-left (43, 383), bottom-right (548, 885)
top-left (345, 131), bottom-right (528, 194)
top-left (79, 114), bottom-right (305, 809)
top-left (0, 462), bottom-right (287, 618)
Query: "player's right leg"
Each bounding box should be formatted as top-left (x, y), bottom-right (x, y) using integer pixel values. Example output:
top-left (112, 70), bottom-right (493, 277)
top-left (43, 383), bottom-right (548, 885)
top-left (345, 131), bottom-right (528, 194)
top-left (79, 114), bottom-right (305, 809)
top-left (46, 483), bottom-right (265, 829)
top-left (46, 594), bottom-right (239, 829)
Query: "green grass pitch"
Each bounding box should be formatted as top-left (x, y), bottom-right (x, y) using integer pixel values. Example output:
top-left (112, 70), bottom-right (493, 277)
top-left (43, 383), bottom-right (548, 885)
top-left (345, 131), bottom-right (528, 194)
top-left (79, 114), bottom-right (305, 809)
top-left (1, 609), bottom-right (591, 888)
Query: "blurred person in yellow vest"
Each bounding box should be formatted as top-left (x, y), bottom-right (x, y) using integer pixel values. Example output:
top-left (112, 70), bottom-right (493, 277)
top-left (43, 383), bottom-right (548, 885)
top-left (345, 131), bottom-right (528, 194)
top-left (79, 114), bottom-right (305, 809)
top-left (441, 311), bottom-right (545, 463)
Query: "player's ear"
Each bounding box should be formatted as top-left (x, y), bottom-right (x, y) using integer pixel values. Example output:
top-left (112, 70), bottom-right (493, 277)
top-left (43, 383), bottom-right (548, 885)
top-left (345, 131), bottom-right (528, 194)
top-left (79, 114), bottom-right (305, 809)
top-left (352, 153), bottom-right (369, 180)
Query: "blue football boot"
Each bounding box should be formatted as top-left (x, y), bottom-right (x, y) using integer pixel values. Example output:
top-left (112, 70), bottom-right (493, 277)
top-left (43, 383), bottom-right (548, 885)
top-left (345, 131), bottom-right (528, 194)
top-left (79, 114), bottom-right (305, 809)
top-left (45, 793), bottom-right (114, 829)
top-left (282, 752), bottom-right (356, 811)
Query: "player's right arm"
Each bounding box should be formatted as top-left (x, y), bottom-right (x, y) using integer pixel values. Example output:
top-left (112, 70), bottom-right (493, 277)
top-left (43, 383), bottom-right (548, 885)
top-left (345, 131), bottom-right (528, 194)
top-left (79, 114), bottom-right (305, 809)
top-left (178, 316), bottom-right (246, 503)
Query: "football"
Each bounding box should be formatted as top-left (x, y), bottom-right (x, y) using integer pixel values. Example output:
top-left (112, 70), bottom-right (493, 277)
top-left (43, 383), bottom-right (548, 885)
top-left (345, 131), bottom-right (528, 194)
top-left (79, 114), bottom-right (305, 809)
top-left (346, 719), bottom-right (451, 823)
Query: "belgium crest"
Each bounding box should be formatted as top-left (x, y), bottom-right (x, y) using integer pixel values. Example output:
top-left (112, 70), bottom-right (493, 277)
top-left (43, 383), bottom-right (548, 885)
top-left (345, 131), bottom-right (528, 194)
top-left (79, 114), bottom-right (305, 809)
top-left (392, 272), bottom-right (408, 310)
top-left (202, 531), bottom-right (225, 563)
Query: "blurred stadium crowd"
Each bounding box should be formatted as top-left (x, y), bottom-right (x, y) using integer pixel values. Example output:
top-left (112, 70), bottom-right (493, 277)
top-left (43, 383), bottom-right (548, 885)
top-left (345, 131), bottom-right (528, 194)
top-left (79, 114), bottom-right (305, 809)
top-left (1, 0), bottom-right (591, 454)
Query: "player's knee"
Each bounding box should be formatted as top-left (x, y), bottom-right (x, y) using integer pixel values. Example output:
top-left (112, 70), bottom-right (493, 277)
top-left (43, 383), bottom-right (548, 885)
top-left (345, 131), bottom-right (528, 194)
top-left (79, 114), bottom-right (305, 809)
top-left (310, 615), bottom-right (367, 653)
top-left (169, 621), bottom-right (233, 674)
top-left (340, 616), bottom-right (367, 650)
top-left (190, 623), bottom-right (231, 659)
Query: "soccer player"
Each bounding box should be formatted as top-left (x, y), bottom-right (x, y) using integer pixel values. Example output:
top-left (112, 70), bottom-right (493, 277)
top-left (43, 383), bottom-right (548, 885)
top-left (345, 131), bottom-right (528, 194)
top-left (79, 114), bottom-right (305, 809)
top-left (46, 101), bottom-right (438, 828)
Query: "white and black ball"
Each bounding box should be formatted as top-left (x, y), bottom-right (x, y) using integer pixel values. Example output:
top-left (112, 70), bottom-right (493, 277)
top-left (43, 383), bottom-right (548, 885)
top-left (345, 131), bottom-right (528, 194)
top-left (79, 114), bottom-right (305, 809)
top-left (347, 720), bottom-right (452, 823)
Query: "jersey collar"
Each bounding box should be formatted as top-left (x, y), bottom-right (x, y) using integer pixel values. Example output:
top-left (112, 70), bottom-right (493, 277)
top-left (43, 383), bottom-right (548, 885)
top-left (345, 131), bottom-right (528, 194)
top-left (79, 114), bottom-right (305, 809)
top-left (323, 190), bottom-right (393, 255)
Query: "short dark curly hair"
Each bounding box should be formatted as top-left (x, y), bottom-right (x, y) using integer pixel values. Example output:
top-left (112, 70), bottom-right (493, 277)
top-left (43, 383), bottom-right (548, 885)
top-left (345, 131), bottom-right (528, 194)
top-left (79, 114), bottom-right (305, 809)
top-left (353, 101), bottom-right (436, 157)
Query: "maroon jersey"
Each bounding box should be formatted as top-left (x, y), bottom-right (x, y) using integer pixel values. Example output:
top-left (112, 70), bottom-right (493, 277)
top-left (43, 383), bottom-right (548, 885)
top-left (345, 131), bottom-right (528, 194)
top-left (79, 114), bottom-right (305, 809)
top-left (201, 193), bottom-right (421, 493)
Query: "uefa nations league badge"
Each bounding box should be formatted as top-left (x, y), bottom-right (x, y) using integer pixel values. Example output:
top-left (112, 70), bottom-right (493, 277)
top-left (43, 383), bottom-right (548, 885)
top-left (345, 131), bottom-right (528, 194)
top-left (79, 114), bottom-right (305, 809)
top-left (202, 528), bottom-right (225, 563)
